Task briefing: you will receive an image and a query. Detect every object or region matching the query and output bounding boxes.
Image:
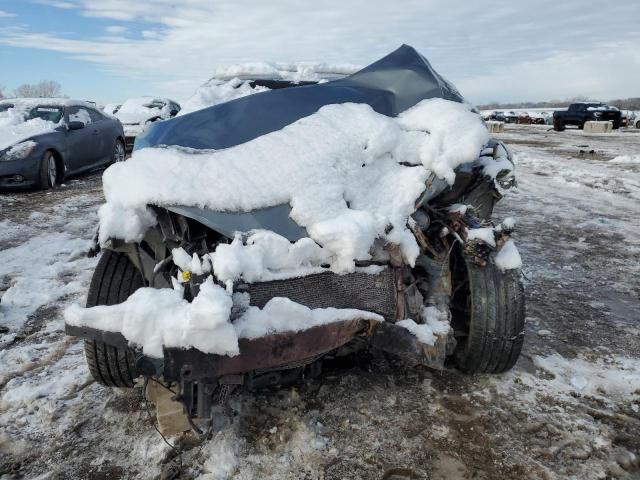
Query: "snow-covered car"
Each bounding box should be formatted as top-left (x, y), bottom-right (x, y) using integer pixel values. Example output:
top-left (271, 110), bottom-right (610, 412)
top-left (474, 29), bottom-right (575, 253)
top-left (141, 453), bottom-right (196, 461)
top-left (0, 98), bottom-right (125, 189)
top-left (179, 62), bottom-right (359, 116)
top-left (103, 103), bottom-right (121, 115)
top-left (114, 97), bottom-right (181, 151)
top-left (66, 46), bottom-right (525, 426)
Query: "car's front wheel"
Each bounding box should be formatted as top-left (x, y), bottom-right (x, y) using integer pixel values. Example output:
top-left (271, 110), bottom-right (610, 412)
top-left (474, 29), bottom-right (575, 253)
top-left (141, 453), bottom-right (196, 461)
top-left (84, 250), bottom-right (143, 387)
top-left (449, 244), bottom-right (525, 374)
top-left (112, 139), bottom-right (125, 163)
top-left (38, 151), bottom-right (58, 189)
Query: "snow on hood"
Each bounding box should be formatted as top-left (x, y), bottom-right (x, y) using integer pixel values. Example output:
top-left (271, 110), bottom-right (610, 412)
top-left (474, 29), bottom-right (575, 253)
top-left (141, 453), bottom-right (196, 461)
top-left (178, 62), bottom-right (360, 116)
top-left (0, 107), bottom-right (59, 151)
top-left (114, 97), bottom-right (173, 125)
top-left (99, 99), bottom-right (488, 273)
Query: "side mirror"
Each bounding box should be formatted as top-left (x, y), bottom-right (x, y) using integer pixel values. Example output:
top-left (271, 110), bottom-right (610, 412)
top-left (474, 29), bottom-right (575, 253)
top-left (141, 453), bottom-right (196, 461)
top-left (67, 121), bottom-right (85, 130)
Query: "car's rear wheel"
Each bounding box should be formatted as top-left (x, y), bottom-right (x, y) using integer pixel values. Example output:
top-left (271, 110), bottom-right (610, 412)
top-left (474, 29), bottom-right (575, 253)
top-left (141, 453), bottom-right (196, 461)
top-left (84, 250), bottom-right (143, 387)
top-left (449, 244), bottom-right (525, 374)
top-left (38, 151), bottom-right (58, 189)
top-left (636, 120), bottom-right (640, 129)
top-left (112, 139), bottom-right (125, 163)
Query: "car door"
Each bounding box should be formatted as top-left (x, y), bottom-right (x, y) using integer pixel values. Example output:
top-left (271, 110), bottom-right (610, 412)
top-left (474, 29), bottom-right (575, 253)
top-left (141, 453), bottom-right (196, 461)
top-left (88, 108), bottom-right (111, 165)
top-left (65, 105), bottom-right (100, 172)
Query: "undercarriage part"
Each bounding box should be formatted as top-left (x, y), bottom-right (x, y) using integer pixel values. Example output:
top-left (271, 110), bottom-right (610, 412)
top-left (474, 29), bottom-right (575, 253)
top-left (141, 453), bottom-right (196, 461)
top-left (369, 321), bottom-right (447, 367)
top-left (83, 250), bottom-right (143, 387)
top-left (246, 268), bottom-right (398, 320)
top-left (145, 380), bottom-right (191, 436)
top-left (163, 319), bottom-right (369, 381)
top-left (449, 244), bottom-right (525, 373)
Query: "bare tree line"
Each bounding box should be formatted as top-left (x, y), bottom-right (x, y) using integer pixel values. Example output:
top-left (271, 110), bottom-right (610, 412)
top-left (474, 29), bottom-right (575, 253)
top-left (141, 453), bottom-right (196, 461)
top-left (479, 96), bottom-right (640, 111)
top-left (0, 80), bottom-right (64, 99)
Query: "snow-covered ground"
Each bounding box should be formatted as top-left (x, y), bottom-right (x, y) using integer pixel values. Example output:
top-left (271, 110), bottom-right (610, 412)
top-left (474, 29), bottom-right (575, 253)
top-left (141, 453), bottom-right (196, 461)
top-left (0, 124), bottom-right (639, 479)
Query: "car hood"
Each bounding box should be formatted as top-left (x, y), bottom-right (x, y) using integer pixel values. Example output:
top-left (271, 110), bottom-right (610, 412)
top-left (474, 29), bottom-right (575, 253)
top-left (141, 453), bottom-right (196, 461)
top-left (135, 44), bottom-right (471, 239)
top-left (0, 113), bottom-right (60, 151)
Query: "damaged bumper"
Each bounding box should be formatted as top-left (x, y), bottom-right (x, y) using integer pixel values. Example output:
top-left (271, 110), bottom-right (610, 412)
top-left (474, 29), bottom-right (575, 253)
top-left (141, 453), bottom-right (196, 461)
top-left (66, 315), bottom-right (449, 383)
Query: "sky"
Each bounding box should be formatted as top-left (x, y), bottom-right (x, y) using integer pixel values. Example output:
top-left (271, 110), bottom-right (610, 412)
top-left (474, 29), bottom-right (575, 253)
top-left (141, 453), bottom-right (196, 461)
top-left (0, 0), bottom-right (639, 105)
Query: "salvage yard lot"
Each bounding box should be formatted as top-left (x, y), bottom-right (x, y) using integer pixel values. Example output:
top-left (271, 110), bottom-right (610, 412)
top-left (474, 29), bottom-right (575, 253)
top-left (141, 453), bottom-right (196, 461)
top-left (1, 124), bottom-right (639, 479)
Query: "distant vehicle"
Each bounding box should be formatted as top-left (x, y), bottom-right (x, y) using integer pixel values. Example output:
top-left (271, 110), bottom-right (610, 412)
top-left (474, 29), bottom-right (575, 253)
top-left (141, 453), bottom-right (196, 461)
top-left (114, 97), bottom-right (181, 151)
top-left (0, 98), bottom-right (125, 189)
top-left (488, 111), bottom-right (506, 122)
top-left (553, 102), bottom-right (622, 131)
top-left (517, 113), bottom-right (532, 124)
top-left (503, 111), bottom-right (519, 124)
top-left (103, 103), bottom-right (122, 115)
top-left (527, 112), bottom-right (547, 125)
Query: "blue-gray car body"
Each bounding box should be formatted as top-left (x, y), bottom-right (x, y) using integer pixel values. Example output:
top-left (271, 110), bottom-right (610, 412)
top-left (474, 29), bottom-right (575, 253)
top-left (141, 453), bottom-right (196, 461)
top-left (0, 99), bottom-right (125, 189)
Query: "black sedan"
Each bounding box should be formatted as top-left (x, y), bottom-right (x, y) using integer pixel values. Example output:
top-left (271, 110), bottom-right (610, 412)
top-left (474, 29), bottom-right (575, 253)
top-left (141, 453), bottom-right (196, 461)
top-left (0, 99), bottom-right (125, 189)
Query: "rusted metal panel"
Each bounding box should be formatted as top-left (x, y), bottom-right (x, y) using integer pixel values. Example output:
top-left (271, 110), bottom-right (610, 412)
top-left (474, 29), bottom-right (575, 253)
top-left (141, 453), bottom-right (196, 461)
top-left (164, 318), bottom-right (368, 381)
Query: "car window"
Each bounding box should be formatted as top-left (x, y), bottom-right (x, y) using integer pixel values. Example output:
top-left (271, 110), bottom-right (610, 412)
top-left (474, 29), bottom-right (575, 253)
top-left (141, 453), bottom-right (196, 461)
top-left (67, 106), bottom-right (93, 125)
top-left (27, 106), bottom-right (64, 123)
top-left (0, 104), bottom-right (15, 113)
top-left (88, 108), bottom-right (105, 123)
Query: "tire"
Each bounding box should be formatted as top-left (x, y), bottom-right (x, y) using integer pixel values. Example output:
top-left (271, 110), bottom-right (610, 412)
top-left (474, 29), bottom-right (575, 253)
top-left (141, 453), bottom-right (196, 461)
top-left (38, 151), bottom-right (58, 189)
top-left (112, 138), bottom-right (125, 163)
top-left (636, 120), bottom-right (640, 129)
top-left (449, 244), bottom-right (525, 374)
top-left (84, 250), bottom-right (143, 387)
top-left (553, 118), bottom-right (565, 132)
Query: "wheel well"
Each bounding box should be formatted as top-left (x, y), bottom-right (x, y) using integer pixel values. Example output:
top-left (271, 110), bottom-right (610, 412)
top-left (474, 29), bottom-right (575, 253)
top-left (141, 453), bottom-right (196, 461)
top-left (47, 149), bottom-right (65, 183)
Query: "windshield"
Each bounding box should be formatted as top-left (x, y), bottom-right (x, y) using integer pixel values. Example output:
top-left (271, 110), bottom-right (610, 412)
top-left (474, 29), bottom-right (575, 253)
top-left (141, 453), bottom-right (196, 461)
top-left (27, 106), bottom-right (64, 123)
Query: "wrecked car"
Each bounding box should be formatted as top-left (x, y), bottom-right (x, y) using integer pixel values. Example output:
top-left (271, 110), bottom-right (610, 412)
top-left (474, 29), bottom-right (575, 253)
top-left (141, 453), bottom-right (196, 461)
top-left (114, 97), bottom-right (181, 152)
top-left (66, 45), bottom-right (525, 427)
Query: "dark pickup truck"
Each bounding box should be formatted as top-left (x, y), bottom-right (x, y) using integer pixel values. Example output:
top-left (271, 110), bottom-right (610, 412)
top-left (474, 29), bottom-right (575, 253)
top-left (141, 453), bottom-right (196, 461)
top-left (553, 102), bottom-right (621, 131)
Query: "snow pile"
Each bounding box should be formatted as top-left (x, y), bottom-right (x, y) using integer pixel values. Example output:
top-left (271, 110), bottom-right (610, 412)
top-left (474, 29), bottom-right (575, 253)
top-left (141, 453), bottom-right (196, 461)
top-left (532, 354), bottom-right (640, 401)
top-left (99, 99), bottom-right (489, 273)
top-left (396, 306), bottom-right (450, 346)
top-left (65, 277), bottom-right (236, 358)
top-left (0, 232), bottom-right (96, 331)
top-left (210, 232), bottom-right (330, 285)
top-left (467, 227), bottom-right (496, 246)
top-left (234, 297), bottom-right (382, 340)
top-left (494, 239), bottom-right (522, 271)
top-left (610, 154), bottom-right (640, 164)
top-left (0, 108), bottom-right (59, 151)
top-left (65, 277), bottom-right (382, 358)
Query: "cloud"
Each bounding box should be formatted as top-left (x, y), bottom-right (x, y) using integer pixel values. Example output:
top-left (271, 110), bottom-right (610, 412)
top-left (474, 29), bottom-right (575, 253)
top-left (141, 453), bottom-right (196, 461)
top-left (2, 0), bottom-right (640, 102)
top-left (0, 10), bottom-right (16, 17)
top-left (457, 41), bottom-right (640, 103)
top-left (31, 0), bottom-right (77, 8)
top-left (105, 25), bottom-right (127, 34)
